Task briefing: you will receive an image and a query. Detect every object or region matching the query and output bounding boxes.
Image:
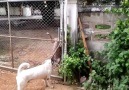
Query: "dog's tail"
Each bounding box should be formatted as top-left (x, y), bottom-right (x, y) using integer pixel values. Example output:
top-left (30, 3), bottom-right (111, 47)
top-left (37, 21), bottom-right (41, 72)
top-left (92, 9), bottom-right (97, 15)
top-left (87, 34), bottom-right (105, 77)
top-left (17, 63), bottom-right (30, 75)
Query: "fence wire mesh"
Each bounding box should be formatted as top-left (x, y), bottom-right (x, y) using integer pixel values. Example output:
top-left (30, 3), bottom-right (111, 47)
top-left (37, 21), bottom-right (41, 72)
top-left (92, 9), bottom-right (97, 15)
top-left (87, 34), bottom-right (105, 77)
top-left (0, 20), bottom-right (9, 35)
top-left (0, 37), bottom-right (10, 67)
top-left (0, 0), bottom-right (61, 68)
top-left (12, 38), bottom-right (54, 68)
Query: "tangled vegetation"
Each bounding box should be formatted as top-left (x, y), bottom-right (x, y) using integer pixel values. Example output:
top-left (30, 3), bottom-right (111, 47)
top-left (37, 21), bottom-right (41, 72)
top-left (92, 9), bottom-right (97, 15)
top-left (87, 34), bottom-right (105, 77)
top-left (84, 0), bottom-right (129, 90)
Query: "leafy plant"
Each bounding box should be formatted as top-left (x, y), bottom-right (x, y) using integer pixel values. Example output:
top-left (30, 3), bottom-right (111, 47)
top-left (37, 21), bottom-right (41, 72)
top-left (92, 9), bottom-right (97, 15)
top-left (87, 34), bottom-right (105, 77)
top-left (83, 60), bottom-right (110, 90)
top-left (105, 19), bottom-right (129, 77)
top-left (59, 41), bottom-right (91, 84)
top-left (83, 1), bottom-right (129, 89)
top-left (84, 19), bottom-right (129, 89)
top-left (110, 0), bottom-right (129, 17)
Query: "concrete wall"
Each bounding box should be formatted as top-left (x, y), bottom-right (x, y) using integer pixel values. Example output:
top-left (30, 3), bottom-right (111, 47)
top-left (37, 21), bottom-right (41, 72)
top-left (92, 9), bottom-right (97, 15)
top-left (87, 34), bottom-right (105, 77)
top-left (79, 12), bottom-right (119, 51)
top-left (67, 3), bottom-right (120, 51)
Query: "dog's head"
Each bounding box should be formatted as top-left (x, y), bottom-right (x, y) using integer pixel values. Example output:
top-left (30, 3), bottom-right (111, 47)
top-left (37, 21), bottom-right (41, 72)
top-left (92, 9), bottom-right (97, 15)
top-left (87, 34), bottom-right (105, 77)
top-left (51, 57), bottom-right (61, 67)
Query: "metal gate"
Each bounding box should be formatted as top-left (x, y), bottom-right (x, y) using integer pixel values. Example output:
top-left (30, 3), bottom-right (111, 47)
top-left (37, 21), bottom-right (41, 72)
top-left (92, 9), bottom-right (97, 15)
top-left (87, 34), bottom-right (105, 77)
top-left (0, 0), bottom-right (62, 69)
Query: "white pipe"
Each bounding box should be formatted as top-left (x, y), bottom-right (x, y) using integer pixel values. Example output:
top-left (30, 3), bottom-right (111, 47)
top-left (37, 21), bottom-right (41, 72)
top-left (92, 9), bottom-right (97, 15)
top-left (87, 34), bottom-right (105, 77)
top-left (60, 0), bottom-right (64, 59)
top-left (64, 0), bottom-right (68, 55)
top-left (63, 0), bottom-right (68, 82)
top-left (60, 0), bottom-right (63, 39)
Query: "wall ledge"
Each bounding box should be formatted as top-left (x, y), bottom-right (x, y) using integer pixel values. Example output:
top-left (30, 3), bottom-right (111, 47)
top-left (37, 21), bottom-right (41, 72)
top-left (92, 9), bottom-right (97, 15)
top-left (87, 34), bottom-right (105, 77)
top-left (68, 0), bottom-right (77, 4)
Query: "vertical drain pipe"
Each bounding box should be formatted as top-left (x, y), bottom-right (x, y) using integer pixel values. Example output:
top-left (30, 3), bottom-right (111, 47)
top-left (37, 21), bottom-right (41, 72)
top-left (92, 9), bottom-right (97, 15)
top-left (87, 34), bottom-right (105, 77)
top-left (64, 0), bottom-right (68, 55)
top-left (7, 1), bottom-right (14, 68)
top-left (63, 0), bottom-right (68, 82)
top-left (60, 0), bottom-right (64, 60)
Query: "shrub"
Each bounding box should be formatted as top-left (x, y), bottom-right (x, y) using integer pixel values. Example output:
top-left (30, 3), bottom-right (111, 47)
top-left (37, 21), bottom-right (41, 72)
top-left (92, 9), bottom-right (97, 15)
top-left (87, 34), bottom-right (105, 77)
top-left (59, 41), bottom-right (91, 84)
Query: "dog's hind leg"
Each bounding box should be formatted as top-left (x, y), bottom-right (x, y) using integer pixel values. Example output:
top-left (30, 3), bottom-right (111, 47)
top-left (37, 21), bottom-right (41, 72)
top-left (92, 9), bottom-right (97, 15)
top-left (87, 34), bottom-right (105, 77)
top-left (17, 78), bottom-right (27, 90)
top-left (45, 78), bottom-right (54, 88)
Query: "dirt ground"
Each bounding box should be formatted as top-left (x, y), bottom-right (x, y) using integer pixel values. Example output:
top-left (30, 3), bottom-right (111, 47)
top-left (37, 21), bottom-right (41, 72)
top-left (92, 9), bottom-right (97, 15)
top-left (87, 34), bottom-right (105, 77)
top-left (0, 69), bottom-right (79, 90)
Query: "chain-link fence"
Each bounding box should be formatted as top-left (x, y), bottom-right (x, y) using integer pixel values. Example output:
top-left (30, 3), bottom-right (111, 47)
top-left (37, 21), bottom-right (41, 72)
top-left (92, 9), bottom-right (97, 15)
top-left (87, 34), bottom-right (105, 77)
top-left (12, 38), bottom-right (55, 68)
top-left (0, 0), bottom-right (61, 68)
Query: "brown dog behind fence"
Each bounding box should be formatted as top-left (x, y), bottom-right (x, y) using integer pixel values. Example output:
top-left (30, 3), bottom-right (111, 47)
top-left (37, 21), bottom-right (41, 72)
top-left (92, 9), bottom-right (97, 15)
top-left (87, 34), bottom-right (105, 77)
top-left (51, 38), bottom-right (62, 65)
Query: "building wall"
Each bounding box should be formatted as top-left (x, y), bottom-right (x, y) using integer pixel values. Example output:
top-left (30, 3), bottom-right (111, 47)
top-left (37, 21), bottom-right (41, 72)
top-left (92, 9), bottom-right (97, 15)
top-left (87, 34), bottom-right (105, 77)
top-left (79, 12), bottom-right (120, 51)
top-left (67, 1), bottom-right (120, 52)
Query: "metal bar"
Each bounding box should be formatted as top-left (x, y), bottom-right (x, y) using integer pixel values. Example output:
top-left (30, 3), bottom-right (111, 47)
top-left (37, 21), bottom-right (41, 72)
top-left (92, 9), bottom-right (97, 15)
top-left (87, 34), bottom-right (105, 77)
top-left (7, 1), bottom-right (14, 68)
top-left (0, 16), bottom-right (8, 20)
top-left (51, 75), bottom-right (63, 80)
top-left (58, 27), bottom-right (60, 40)
top-left (60, 0), bottom-right (64, 60)
top-left (10, 15), bottom-right (42, 20)
top-left (0, 15), bottom-right (42, 21)
top-left (0, 35), bottom-right (56, 41)
top-left (0, 0), bottom-right (59, 2)
top-left (0, 65), bottom-right (63, 80)
top-left (62, 5), bottom-right (67, 86)
top-left (59, 0), bottom-right (63, 45)
top-left (63, 0), bottom-right (67, 55)
top-left (0, 65), bottom-right (17, 72)
top-left (0, 16), bottom-right (61, 21)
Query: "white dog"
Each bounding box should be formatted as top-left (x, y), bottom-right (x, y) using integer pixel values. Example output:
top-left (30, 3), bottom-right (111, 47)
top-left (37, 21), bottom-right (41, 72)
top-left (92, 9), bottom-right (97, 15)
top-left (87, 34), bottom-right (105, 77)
top-left (16, 59), bottom-right (53, 90)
